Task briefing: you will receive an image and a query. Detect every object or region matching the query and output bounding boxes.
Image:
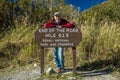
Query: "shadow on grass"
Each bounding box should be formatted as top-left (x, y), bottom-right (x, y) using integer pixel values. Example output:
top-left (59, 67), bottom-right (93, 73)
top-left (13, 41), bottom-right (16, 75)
top-left (63, 67), bottom-right (113, 77)
top-left (63, 59), bottom-right (116, 77)
top-left (77, 59), bottom-right (120, 71)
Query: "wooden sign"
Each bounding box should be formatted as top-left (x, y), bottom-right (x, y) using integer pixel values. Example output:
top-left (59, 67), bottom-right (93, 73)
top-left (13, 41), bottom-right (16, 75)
top-left (35, 27), bottom-right (82, 47)
top-left (34, 27), bottom-right (82, 74)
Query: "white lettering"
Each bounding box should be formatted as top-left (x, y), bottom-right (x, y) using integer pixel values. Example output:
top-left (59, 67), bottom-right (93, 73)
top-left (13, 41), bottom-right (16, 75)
top-left (45, 33), bottom-right (56, 38)
top-left (40, 43), bottom-right (48, 46)
top-left (56, 28), bottom-right (65, 32)
top-left (58, 43), bottom-right (74, 46)
top-left (39, 28), bottom-right (48, 32)
top-left (58, 33), bottom-right (69, 38)
top-left (50, 43), bottom-right (56, 46)
top-left (66, 28), bottom-right (79, 32)
top-left (42, 39), bottom-right (54, 42)
top-left (49, 28), bottom-right (55, 32)
top-left (55, 39), bottom-right (69, 42)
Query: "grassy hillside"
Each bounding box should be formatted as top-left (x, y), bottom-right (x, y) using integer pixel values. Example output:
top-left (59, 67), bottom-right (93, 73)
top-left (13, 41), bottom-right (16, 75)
top-left (0, 0), bottom-right (120, 72)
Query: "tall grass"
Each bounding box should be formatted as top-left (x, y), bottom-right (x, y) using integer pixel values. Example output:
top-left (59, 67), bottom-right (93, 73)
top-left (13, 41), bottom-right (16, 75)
top-left (0, 22), bottom-right (39, 68)
top-left (76, 21), bottom-right (120, 68)
top-left (93, 23), bottom-right (120, 63)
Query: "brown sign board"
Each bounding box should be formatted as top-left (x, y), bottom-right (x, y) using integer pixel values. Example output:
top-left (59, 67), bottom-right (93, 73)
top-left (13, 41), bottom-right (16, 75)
top-left (35, 27), bottom-right (82, 47)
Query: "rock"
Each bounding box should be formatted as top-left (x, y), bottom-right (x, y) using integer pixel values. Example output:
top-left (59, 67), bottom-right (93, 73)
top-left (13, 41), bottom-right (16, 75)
top-left (45, 67), bottom-right (55, 74)
top-left (34, 63), bottom-right (37, 67)
top-left (68, 77), bottom-right (76, 80)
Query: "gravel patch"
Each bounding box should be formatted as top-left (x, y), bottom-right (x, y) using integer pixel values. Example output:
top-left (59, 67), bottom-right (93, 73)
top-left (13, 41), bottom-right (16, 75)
top-left (0, 65), bottom-right (120, 80)
top-left (0, 65), bottom-right (41, 80)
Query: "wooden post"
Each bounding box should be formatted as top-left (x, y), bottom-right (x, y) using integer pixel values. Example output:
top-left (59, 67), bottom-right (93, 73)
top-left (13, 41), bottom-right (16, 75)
top-left (72, 47), bottom-right (76, 74)
top-left (40, 47), bottom-right (44, 74)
